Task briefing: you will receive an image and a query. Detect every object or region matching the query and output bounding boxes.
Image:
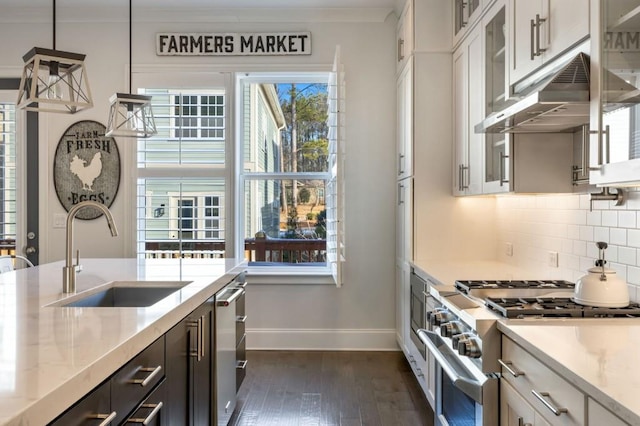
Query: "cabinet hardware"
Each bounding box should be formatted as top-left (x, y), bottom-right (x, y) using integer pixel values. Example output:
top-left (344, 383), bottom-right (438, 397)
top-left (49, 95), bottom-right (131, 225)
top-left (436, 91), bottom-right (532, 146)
top-left (459, 1), bottom-right (468, 28)
top-left (200, 314), bottom-right (206, 359)
top-left (398, 183), bottom-right (404, 205)
top-left (125, 402), bottom-right (163, 424)
top-left (531, 14), bottom-right (547, 60)
top-left (531, 390), bottom-right (568, 416)
top-left (236, 360), bottom-right (248, 369)
top-left (89, 411), bottom-right (117, 426)
top-left (498, 359), bottom-right (524, 377)
top-left (398, 153), bottom-right (405, 176)
top-left (187, 319), bottom-right (201, 361)
top-left (128, 365), bottom-right (162, 387)
top-left (236, 315), bottom-right (248, 323)
top-left (397, 38), bottom-right (404, 62)
top-left (499, 153), bottom-right (509, 186)
top-left (530, 18), bottom-right (536, 60)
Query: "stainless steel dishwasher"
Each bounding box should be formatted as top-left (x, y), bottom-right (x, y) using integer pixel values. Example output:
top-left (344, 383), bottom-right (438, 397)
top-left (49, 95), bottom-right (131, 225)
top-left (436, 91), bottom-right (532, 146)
top-left (215, 276), bottom-right (246, 426)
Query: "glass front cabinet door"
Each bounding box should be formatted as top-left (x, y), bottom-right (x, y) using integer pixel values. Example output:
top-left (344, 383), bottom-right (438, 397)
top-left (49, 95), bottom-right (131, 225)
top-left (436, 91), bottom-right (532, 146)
top-left (589, 0), bottom-right (640, 185)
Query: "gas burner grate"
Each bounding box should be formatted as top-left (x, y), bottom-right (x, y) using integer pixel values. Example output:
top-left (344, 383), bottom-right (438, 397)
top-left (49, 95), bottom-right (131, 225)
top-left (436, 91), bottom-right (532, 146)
top-left (455, 279), bottom-right (575, 294)
top-left (485, 296), bottom-right (640, 319)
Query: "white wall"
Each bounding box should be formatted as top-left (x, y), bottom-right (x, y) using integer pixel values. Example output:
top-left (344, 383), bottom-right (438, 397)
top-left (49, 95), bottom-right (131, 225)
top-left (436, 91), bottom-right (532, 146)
top-left (496, 191), bottom-right (640, 302)
top-left (0, 4), bottom-right (400, 349)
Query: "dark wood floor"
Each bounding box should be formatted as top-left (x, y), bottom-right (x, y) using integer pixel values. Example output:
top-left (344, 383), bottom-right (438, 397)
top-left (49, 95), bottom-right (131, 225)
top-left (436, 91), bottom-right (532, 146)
top-left (229, 350), bottom-right (434, 426)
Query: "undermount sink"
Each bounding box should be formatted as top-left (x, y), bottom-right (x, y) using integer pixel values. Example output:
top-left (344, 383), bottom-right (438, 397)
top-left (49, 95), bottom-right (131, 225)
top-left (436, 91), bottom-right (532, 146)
top-left (49, 281), bottom-right (191, 308)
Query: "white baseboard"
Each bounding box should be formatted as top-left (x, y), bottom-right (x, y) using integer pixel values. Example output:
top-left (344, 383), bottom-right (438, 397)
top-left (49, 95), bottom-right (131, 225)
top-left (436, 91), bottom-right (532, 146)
top-left (246, 328), bottom-right (400, 351)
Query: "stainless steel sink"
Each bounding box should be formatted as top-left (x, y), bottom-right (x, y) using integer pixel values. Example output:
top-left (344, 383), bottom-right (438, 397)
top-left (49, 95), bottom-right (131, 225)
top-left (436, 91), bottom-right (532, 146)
top-left (49, 281), bottom-right (191, 308)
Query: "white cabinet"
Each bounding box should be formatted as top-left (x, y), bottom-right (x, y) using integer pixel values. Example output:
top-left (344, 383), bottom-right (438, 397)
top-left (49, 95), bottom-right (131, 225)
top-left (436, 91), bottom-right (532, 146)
top-left (588, 1), bottom-right (640, 186)
top-left (587, 398), bottom-right (630, 426)
top-left (395, 178), bottom-right (412, 351)
top-left (453, 24), bottom-right (483, 195)
top-left (501, 336), bottom-right (585, 425)
top-left (454, 0), bottom-right (483, 45)
top-left (396, 1), bottom-right (413, 74)
top-left (501, 380), bottom-right (551, 426)
top-left (511, 0), bottom-right (590, 83)
top-left (397, 58), bottom-right (413, 181)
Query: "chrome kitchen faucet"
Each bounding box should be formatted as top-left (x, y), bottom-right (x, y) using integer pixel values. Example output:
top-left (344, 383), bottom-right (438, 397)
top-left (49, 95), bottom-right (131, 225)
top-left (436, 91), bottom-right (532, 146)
top-left (63, 201), bottom-right (118, 293)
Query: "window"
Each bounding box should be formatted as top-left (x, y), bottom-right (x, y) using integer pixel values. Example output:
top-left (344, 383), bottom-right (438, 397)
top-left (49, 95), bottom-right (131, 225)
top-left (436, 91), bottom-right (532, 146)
top-left (236, 60), bottom-right (344, 285)
top-left (0, 103), bottom-right (16, 245)
top-left (136, 83), bottom-right (229, 260)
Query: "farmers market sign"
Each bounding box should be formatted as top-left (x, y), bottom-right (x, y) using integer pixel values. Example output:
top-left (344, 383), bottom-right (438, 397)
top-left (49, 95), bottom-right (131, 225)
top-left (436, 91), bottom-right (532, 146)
top-left (157, 32), bottom-right (311, 56)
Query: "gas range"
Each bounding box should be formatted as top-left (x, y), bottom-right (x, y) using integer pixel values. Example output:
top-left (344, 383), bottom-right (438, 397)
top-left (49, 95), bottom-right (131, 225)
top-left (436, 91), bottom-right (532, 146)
top-left (485, 296), bottom-right (640, 318)
top-left (455, 279), bottom-right (575, 299)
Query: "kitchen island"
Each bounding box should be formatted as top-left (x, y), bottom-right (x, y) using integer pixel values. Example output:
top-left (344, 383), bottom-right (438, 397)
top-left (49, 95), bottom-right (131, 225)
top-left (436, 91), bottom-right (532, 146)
top-left (0, 257), bottom-right (246, 426)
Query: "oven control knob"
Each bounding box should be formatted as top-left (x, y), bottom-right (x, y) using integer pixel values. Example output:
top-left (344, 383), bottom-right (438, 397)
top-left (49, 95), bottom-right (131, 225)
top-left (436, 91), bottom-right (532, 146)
top-left (430, 310), bottom-right (455, 327)
top-left (440, 321), bottom-right (464, 338)
top-left (451, 332), bottom-right (472, 350)
top-left (426, 308), bottom-right (447, 325)
top-left (458, 337), bottom-right (482, 358)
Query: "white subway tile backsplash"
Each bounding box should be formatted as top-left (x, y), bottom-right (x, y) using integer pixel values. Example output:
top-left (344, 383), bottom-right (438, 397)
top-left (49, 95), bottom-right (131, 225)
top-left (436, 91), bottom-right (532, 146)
top-left (619, 246), bottom-right (637, 266)
top-left (573, 240), bottom-right (587, 257)
top-left (610, 228), bottom-right (627, 246)
top-left (619, 211), bottom-right (637, 228)
top-left (628, 229), bottom-right (640, 248)
top-left (602, 210), bottom-right (618, 227)
top-left (579, 226), bottom-right (594, 242)
top-left (593, 227), bottom-right (610, 243)
top-left (586, 210), bottom-right (602, 226)
top-left (567, 225), bottom-right (580, 240)
top-left (628, 267), bottom-right (640, 285)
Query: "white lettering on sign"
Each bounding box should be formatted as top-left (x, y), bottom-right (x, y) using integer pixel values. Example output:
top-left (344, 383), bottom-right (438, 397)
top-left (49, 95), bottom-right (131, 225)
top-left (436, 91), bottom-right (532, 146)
top-left (604, 32), bottom-right (640, 51)
top-left (156, 32), bottom-right (311, 56)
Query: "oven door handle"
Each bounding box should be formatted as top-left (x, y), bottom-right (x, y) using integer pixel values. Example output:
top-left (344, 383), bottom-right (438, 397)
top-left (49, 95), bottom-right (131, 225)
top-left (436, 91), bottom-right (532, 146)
top-left (417, 329), bottom-right (486, 404)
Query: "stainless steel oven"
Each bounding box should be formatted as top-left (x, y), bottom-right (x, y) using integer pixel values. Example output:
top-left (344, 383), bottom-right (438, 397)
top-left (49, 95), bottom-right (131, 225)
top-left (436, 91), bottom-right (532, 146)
top-left (409, 269), bottom-right (427, 359)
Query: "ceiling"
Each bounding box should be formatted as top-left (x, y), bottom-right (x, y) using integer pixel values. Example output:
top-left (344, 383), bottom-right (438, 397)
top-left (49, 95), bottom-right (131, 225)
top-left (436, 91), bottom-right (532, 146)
top-left (1, 0), bottom-right (400, 8)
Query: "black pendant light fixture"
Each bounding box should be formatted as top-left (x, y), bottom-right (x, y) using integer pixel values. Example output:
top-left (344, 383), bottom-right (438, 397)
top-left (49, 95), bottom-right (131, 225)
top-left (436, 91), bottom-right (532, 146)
top-left (17, 0), bottom-right (93, 114)
top-left (105, 0), bottom-right (157, 138)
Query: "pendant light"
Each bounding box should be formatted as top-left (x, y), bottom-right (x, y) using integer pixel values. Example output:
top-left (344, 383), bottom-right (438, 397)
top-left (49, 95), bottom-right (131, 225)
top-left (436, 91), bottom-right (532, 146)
top-left (105, 0), bottom-right (157, 138)
top-left (16, 0), bottom-right (93, 114)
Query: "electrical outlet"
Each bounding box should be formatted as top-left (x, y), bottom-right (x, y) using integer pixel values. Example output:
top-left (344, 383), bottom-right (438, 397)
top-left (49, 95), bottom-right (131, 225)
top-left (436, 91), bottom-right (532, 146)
top-left (53, 214), bottom-right (66, 229)
top-left (548, 251), bottom-right (559, 268)
top-left (505, 242), bottom-right (513, 257)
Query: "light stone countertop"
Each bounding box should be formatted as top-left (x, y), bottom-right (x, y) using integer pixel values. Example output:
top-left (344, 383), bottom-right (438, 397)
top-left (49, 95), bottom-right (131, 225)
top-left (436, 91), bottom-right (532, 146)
top-left (412, 258), bottom-right (640, 425)
top-left (0, 257), bottom-right (247, 426)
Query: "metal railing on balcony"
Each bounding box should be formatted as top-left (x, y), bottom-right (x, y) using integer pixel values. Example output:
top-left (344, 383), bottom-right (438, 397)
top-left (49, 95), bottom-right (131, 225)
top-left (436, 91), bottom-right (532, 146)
top-left (144, 237), bottom-right (326, 264)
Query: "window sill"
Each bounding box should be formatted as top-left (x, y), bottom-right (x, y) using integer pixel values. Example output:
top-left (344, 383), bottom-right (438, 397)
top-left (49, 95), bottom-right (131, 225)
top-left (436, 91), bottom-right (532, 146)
top-left (246, 265), bottom-right (335, 285)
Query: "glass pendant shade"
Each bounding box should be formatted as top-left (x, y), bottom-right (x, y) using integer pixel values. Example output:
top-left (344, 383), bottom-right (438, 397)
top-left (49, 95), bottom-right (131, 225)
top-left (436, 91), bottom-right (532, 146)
top-left (17, 47), bottom-right (93, 114)
top-left (105, 93), bottom-right (157, 138)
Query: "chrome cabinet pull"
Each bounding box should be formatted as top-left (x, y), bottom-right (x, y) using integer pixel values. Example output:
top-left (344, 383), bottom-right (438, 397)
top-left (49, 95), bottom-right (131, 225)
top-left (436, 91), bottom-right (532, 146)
top-left (534, 14), bottom-right (547, 57)
top-left (398, 183), bottom-right (404, 205)
top-left (398, 153), bottom-right (405, 176)
top-left (236, 360), bottom-right (248, 370)
top-left (236, 315), bottom-right (248, 323)
top-left (187, 319), bottom-right (201, 361)
top-left (530, 18), bottom-right (536, 60)
top-left (458, 164), bottom-right (463, 191)
top-left (397, 38), bottom-right (404, 62)
top-left (90, 411), bottom-right (117, 426)
top-left (461, 165), bottom-right (469, 190)
top-left (128, 365), bottom-right (162, 387)
top-left (199, 315), bottom-right (205, 359)
top-left (125, 402), bottom-right (163, 424)
top-left (499, 152), bottom-right (509, 186)
top-left (605, 124), bottom-right (610, 164)
top-left (531, 390), bottom-right (568, 416)
top-left (460, 1), bottom-right (468, 28)
top-left (498, 359), bottom-right (525, 377)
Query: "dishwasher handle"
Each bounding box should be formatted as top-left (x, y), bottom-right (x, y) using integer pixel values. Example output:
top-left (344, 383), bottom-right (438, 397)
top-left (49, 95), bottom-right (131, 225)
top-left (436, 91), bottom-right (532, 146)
top-left (217, 287), bottom-right (244, 307)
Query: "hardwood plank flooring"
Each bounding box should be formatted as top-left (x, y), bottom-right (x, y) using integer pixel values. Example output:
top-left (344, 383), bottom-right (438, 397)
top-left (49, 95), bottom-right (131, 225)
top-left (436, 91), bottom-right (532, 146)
top-left (229, 351), bottom-right (434, 426)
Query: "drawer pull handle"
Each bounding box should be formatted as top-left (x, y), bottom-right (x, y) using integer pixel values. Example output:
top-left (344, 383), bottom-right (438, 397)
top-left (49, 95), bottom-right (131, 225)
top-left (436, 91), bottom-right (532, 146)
top-left (125, 402), bottom-right (163, 425)
top-left (237, 360), bottom-right (248, 370)
top-left (90, 411), bottom-right (117, 426)
top-left (236, 315), bottom-right (247, 323)
top-left (498, 359), bottom-right (525, 377)
top-left (531, 390), bottom-right (568, 416)
top-left (129, 365), bottom-right (162, 387)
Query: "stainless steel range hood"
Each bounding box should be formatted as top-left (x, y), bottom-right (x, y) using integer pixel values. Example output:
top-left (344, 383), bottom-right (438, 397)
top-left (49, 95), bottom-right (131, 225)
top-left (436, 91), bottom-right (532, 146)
top-left (475, 53), bottom-right (591, 134)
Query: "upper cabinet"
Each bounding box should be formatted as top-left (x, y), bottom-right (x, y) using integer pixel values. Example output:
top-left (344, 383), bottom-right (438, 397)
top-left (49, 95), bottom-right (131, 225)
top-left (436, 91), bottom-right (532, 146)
top-left (588, 0), bottom-right (640, 186)
top-left (454, 0), bottom-right (483, 45)
top-left (510, 0), bottom-right (590, 84)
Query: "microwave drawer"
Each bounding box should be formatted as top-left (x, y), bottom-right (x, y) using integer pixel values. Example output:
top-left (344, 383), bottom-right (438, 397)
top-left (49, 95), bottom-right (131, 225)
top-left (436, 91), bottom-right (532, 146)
top-left (500, 336), bottom-right (584, 426)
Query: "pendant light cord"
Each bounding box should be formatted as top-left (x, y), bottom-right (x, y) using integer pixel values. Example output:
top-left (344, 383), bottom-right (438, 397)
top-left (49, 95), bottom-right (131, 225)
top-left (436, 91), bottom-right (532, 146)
top-left (129, 0), bottom-right (132, 94)
top-left (52, 0), bottom-right (56, 49)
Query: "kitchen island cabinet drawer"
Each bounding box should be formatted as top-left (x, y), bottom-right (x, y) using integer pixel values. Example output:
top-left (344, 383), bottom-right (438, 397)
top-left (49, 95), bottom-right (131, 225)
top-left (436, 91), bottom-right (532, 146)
top-left (48, 380), bottom-right (112, 426)
top-left (111, 336), bottom-right (165, 424)
top-left (501, 336), bottom-right (584, 425)
top-left (122, 379), bottom-right (167, 425)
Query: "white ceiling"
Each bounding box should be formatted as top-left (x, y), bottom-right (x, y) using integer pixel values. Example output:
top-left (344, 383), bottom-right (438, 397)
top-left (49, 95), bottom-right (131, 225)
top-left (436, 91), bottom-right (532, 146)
top-left (1, 0), bottom-right (400, 8)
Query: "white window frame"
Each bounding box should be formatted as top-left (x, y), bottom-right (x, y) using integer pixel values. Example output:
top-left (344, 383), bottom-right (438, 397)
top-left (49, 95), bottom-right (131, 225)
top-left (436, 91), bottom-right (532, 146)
top-left (234, 65), bottom-right (344, 286)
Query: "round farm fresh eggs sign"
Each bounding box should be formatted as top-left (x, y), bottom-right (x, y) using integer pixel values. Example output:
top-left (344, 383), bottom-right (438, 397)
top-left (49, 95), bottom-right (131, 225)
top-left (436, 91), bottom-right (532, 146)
top-left (54, 120), bottom-right (120, 220)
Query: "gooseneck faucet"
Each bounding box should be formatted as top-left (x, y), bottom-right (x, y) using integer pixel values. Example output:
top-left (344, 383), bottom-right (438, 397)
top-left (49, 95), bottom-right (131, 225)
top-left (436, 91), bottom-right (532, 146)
top-left (63, 201), bottom-right (118, 293)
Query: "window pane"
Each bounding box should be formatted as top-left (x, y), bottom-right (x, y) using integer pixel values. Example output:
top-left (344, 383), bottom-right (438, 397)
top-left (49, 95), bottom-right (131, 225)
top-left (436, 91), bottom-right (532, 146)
top-left (0, 103), bottom-right (16, 244)
top-left (243, 83), bottom-right (329, 174)
top-left (136, 178), bottom-right (226, 259)
top-left (244, 178), bottom-right (326, 265)
top-left (138, 89), bottom-right (226, 167)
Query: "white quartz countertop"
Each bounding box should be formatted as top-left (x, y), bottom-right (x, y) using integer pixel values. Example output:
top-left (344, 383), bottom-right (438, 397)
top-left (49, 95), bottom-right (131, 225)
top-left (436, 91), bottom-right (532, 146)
top-left (0, 257), bottom-right (247, 426)
top-left (412, 258), bottom-right (640, 425)
top-left (499, 319), bottom-right (640, 425)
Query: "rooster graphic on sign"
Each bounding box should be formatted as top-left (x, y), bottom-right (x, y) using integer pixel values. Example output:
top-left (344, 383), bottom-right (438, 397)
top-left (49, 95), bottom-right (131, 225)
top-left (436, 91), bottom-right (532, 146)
top-left (69, 152), bottom-right (103, 191)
